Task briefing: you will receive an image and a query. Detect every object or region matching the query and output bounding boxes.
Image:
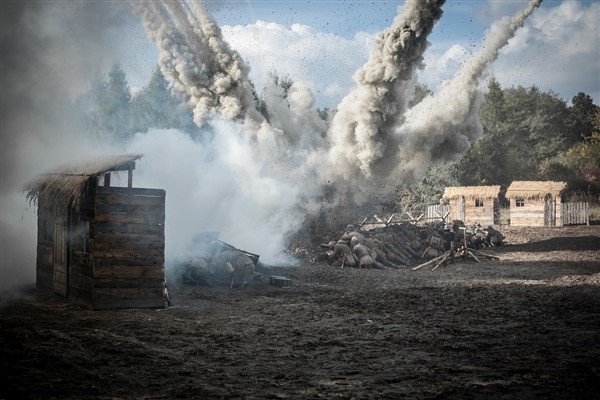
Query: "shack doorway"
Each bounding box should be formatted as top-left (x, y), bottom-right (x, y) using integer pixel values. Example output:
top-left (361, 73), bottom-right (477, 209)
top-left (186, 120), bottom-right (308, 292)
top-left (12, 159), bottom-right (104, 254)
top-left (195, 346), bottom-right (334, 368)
top-left (544, 193), bottom-right (555, 226)
top-left (456, 196), bottom-right (465, 221)
top-left (53, 204), bottom-right (68, 297)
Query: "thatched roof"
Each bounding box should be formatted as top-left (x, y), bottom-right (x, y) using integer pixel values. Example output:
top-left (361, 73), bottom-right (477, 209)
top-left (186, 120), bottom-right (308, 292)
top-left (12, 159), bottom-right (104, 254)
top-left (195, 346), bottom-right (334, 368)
top-left (21, 154), bottom-right (143, 209)
top-left (505, 180), bottom-right (566, 199)
top-left (443, 186), bottom-right (501, 200)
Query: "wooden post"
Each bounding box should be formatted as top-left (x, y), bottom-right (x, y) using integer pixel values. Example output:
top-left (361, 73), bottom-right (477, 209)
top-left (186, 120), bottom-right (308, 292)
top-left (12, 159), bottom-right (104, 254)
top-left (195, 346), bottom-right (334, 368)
top-left (128, 167), bottom-right (133, 188)
top-left (103, 172), bottom-right (111, 187)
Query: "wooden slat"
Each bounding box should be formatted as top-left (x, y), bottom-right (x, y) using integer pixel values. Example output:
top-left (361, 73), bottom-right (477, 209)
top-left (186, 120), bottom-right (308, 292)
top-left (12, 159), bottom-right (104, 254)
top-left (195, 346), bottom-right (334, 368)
top-left (93, 287), bottom-right (164, 300)
top-left (95, 204), bottom-right (165, 217)
top-left (93, 265), bottom-right (165, 279)
top-left (92, 241), bottom-right (163, 253)
top-left (92, 248), bottom-right (164, 259)
top-left (92, 256), bottom-right (164, 268)
top-left (94, 212), bottom-right (164, 224)
top-left (94, 278), bottom-right (164, 289)
top-left (96, 186), bottom-right (165, 197)
top-left (94, 298), bottom-right (166, 310)
top-left (92, 233), bottom-right (164, 250)
top-left (562, 202), bottom-right (589, 226)
top-left (96, 193), bottom-right (165, 208)
top-left (92, 221), bottom-right (164, 235)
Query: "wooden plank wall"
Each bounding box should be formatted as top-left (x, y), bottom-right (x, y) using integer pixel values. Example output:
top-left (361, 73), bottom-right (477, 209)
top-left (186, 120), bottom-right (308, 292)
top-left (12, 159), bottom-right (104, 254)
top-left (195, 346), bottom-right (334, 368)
top-left (562, 202), bottom-right (589, 226)
top-left (91, 186), bottom-right (166, 310)
top-left (443, 198), bottom-right (496, 226)
top-left (36, 199), bottom-right (54, 290)
top-left (462, 198), bottom-right (495, 226)
top-left (510, 200), bottom-right (546, 226)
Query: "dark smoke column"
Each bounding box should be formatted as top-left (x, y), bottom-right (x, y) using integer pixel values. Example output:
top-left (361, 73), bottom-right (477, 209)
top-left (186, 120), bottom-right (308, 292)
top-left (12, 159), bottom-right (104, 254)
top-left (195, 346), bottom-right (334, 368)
top-left (327, 0), bottom-right (445, 180)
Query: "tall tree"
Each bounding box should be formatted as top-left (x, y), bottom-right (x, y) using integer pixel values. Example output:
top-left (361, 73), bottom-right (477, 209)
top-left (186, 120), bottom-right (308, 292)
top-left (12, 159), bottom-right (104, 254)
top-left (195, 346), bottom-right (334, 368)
top-left (103, 64), bottom-right (133, 142)
top-left (458, 81), bottom-right (572, 185)
top-left (130, 65), bottom-right (182, 133)
top-left (569, 92), bottom-right (598, 142)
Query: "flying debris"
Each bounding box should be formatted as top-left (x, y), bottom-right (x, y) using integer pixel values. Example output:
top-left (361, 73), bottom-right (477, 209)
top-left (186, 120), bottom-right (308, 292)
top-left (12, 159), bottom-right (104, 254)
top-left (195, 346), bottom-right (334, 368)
top-left (131, 0), bottom-right (544, 259)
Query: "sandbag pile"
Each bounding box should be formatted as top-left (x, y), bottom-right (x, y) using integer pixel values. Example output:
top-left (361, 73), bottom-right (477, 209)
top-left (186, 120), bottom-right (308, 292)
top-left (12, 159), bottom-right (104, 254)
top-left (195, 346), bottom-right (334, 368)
top-left (319, 221), bottom-right (504, 270)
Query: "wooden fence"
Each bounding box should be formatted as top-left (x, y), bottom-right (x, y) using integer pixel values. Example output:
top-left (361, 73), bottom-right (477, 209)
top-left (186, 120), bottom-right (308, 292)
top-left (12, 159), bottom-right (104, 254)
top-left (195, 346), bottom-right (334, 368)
top-left (426, 205), bottom-right (450, 222)
top-left (561, 202), bottom-right (589, 226)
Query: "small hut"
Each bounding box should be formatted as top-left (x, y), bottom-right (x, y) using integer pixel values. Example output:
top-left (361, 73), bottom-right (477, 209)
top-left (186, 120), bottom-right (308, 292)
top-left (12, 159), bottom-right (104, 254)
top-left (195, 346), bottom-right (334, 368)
top-left (22, 154), bottom-right (167, 310)
top-left (505, 180), bottom-right (566, 226)
top-left (442, 186), bottom-right (501, 226)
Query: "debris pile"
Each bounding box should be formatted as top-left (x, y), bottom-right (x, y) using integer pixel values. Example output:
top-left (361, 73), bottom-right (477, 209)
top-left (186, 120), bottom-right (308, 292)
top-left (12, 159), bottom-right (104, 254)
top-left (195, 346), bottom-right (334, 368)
top-left (182, 233), bottom-right (260, 288)
top-left (318, 220), bottom-right (503, 270)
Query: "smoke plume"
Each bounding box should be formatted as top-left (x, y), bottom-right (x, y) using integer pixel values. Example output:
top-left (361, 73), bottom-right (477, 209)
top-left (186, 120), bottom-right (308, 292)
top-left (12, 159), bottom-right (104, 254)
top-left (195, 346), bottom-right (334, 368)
top-left (1, 0), bottom-right (544, 293)
top-left (390, 0), bottom-right (544, 183)
top-left (327, 0), bottom-right (445, 181)
top-left (0, 1), bottom-right (138, 294)
top-left (130, 0), bottom-right (263, 129)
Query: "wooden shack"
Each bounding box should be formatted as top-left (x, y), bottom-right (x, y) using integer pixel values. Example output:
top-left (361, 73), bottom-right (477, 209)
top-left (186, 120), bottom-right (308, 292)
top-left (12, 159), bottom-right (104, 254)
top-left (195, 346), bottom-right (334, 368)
top-left (22, 154), bottom-right (167, 310)
top-left (442, 186), bottom-right (501, 226)
top-left (505, 180), bottom-right (566, 226)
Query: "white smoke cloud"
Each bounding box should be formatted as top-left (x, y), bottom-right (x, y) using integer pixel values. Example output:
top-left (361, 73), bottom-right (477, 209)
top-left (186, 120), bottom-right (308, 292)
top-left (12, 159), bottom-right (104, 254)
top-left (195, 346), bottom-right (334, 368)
top-left (1, 0), bottom-right (551, 295)
top-left (326, 0), bottom-right (446, 183)
top-left (0, 1), bottom-right (143, 295)
top-left (131, 0), bottom-right (264, 128)
top-left (125, 125), bottom-right (304, 273)
top-left (391, 0), bottom-right (543, 183)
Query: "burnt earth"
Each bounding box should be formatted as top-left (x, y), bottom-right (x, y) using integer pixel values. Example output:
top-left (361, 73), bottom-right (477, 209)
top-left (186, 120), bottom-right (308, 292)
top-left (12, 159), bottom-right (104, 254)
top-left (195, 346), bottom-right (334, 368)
top-left (1, 226), bottom-right (600, 399)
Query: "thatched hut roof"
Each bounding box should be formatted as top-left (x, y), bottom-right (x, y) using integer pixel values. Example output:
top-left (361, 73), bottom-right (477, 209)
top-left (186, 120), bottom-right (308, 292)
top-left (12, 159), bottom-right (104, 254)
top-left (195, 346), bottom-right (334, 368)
top-left (21, 154), bottom-right (143, 209)
top-left (443, 186), bottom-right (501, 200)
top-left (505, 180), bottom-right (566, 199)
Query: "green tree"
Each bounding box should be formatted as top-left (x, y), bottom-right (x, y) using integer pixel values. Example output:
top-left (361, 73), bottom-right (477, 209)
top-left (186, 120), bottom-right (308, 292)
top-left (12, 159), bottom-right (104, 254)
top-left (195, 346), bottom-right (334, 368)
top-left (397, 163), bottom-right (461, 211)
top-left (457, 81), bottom-right (572, 185)
top-left (103, 64), bottom-right (133, 142)
top-left (130, 66), bottom-right (182, 133)
top-left (569, 92), bottom-right (598, 142)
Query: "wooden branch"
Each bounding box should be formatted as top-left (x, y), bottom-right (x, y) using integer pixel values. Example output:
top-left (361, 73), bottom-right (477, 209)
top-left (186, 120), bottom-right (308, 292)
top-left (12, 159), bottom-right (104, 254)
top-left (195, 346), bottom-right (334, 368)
top-left (468, 251), bottom-right (481, 263)
top-left (431, 252), bottom-right (450, 271)
top-left (470, 249), bottom-right (500, 259)
top-left (411, 251), bottom-right (449, 271)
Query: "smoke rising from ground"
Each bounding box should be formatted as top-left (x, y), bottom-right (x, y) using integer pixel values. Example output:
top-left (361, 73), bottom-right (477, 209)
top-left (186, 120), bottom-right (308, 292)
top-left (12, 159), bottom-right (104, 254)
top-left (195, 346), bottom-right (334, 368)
top-left (0, 1), bottom-right (147, 294)
top-left (1, 0), bottom-right (544, 293)
top-left (127, 0), bottom-right (539, 264)
top-left (327, 0), bottom-right (445, 181)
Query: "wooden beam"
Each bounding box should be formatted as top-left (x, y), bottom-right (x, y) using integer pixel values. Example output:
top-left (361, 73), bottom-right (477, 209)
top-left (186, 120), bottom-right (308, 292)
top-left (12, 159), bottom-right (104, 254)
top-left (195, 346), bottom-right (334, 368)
top-left (128, 167), bottom-right (133, 188)
top-left (103, 172), bottom-right (111, 188)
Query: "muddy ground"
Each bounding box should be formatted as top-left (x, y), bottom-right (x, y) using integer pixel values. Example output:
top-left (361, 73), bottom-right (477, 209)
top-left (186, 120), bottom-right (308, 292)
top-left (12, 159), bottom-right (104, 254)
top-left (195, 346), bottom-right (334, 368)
top-left (1, 225), bottom-right (600, 399)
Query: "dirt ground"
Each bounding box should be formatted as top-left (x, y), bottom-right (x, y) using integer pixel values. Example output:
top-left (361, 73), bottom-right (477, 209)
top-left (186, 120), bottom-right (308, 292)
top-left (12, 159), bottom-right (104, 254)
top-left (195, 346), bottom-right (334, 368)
top-left (1, 225), bottom-right (600, 399)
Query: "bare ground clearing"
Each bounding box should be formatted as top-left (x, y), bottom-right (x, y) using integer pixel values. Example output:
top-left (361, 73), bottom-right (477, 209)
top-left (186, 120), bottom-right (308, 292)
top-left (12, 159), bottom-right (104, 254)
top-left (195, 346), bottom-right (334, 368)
top-left (1, 226), bottom-right (600, 399)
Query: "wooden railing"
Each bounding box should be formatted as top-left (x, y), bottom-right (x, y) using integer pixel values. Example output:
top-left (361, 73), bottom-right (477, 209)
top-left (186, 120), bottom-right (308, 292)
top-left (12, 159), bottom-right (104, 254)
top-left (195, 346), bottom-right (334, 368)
top-left (562, 202), bottom-right (589, 226)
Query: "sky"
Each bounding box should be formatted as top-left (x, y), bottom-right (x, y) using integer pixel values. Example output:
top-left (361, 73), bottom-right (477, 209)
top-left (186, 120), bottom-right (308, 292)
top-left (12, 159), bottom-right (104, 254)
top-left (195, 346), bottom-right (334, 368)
top-left (120, 0), bottom-right (600, 108)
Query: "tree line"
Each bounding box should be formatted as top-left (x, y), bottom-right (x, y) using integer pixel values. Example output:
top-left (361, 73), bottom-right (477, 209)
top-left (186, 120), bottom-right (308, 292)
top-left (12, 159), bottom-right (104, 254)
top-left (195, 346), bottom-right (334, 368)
top-left (399, 80), bottom-right (599, 209)
top-left (74, 65), bottom-right (599, 206)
